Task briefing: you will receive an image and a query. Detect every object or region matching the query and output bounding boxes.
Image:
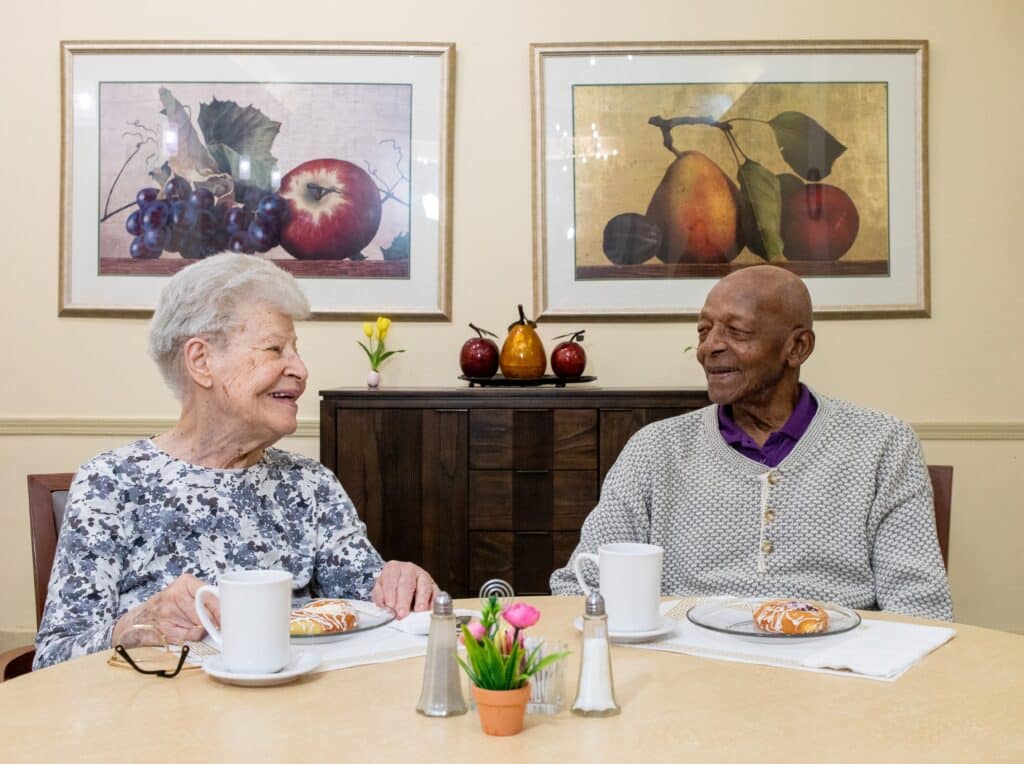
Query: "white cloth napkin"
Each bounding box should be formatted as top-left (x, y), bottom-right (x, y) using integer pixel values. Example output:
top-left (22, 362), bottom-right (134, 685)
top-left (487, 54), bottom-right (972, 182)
top-left (309, 626), bottom-right (426, 673)
top-left (389, 608), bottom-right (480, 636)
top-left (624, 600), bottom-right (956, 682)
top-left (799, 619), bottom-right (955, 679)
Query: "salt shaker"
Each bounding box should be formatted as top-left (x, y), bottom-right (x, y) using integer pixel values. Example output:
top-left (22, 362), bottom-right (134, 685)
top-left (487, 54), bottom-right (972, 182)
top-left (415, 591), bottom-right (467, 717)
top-left (571, 591), bottom-right (620, 717)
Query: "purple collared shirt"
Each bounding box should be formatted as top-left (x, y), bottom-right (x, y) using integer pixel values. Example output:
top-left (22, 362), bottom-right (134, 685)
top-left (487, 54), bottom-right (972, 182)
top-left (718, 384), bottom-right (818, 467)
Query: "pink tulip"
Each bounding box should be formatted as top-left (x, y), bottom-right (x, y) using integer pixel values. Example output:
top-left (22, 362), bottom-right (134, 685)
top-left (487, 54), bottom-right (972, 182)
top-left (502, 629), bottom-right (526, 655)
top-left (466, 621), bottom-right (487, 642)
top-left (502, 602), bottom-right (541, 630)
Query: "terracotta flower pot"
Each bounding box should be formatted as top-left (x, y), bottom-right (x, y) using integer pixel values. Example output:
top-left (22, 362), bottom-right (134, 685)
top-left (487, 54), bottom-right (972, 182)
top-left (471, 683), bottom-right (531, 736)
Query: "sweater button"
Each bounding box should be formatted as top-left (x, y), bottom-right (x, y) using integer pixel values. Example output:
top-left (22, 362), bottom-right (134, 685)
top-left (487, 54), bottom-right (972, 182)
top-left (761, 540), bottom-right (774, 553)
top-left (767, 471), bottom-right (780, 485)
top-left (764, 509), bottom-right (776, 522)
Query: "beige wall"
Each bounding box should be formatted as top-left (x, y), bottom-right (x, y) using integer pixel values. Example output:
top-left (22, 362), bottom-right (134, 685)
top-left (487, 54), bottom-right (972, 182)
top-left (1, 1), bottom-right (1021, 642)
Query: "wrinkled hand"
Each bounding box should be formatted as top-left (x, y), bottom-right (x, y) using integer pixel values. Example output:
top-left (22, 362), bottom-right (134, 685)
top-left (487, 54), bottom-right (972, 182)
top-left (112, 574), bottom-right (215, 647)
top-left (371, 561), bottom-right (437, 619)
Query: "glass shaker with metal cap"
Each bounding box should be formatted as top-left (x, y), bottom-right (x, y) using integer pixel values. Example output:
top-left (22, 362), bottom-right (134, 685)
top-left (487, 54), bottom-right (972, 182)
top-left (415, 591), bottom-right (468, 717)
top-left (571, 591), bottom-right (620, 716)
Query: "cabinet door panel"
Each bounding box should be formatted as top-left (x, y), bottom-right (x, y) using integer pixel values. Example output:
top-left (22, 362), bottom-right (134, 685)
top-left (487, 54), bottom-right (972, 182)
top-left (514, 410), bottom-right (553, 470)
top-left (553, 409), bottom-right (598, 469)
top-left (470, 531), bottom-right (514, 593)
top-left (468, 471), bottom-right (513, 530)
top-left (515, 533), bottom-right (554, 595)
top-left (337, 409), bottom-right (384, 542)
top-left (599, 409), bottom-right (647, 480)
top-left (553, 531), bottom-right (582, 574)
top-left (513, 471), bottom-right (553, 531)
top-left (553, 471), bottom-right (597, 531)
top-left (422, 410), bottom-right (468, 597)
top-left (380, 410), bottom-right (423, 564)
top-left (469, 410), bottom-right (513, 469)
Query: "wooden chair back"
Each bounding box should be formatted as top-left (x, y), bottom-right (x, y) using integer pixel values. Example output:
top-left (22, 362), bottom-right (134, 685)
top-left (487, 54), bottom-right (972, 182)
top-left (927, 465), bottom-right (953, 569)
top-left (27, 473), bottom-right (74, 626)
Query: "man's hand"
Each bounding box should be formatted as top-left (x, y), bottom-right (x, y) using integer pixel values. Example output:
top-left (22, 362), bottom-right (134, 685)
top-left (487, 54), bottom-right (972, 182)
top-left (371, 561), bottom-right (437, 619)
top-left (111, 574), bottom-right (215, 647)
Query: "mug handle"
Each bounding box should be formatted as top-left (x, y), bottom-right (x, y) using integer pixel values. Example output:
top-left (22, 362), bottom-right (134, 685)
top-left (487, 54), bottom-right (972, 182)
top-left (194, 585), bottom-right (222, 647)
top-left (573, 553), bottom-right (599, 596)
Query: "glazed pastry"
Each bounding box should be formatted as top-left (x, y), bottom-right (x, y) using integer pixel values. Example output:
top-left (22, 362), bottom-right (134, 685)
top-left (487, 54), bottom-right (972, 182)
top-left (753, 599), bottom-right (830, 634)
top-left (290, 598), bottom-right (359, 635)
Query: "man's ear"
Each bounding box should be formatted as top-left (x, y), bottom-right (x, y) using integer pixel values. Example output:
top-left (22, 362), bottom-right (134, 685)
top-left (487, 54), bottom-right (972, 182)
top-left (787, 328), bottom-right (815, 368)
top-left (182, 337), bottom-right (216, 390)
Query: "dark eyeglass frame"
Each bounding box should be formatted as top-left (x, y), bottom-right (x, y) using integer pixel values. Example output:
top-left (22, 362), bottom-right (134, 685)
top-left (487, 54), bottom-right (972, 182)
top-left (113, 643), bottom-right (190, 678)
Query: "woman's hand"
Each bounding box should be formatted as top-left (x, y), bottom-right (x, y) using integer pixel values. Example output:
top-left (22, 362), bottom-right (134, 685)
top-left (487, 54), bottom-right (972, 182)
top-left (111, 574), bottom-right (216, 647)
top-left (371, 561), bottom-right (437, 619)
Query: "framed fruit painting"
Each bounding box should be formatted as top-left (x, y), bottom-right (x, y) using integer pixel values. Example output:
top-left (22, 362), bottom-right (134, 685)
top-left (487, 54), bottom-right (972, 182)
top-left (60, 41), bottom-right (454, 318)
top-left (531, 41), bottom-right (929, 319)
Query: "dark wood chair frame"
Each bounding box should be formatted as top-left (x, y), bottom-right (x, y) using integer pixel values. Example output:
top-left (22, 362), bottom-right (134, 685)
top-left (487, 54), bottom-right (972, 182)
top-left (0, 465), bottom-right (954, 681)
top-left (1, 473), bottom-right (74, 681)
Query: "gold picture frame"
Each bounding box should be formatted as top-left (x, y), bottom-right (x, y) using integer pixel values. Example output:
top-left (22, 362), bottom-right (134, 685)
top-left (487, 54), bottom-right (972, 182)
top-left (60, 41), bottom-right (455, 319)
top-left (531, 40), bottom-right (928, 320)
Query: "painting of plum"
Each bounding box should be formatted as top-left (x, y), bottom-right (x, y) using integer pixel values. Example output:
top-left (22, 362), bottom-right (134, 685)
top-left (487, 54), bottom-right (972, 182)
top-left (572, 82), bottom-right (888, 279)
top-left (97, 82), bottom-right (412, 278)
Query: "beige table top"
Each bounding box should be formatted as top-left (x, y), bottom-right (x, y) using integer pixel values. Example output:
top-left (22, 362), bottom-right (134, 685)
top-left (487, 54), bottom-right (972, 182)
top-left (1, 597), bottom-right (1022, 763)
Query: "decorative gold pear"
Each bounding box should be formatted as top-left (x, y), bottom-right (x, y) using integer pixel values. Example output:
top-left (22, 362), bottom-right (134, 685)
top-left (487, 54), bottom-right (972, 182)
top-left (499, 305), bottom-right (546, 379)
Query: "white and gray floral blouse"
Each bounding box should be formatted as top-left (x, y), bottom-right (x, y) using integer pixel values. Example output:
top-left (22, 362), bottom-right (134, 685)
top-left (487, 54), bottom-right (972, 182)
top-left (33, 439), bottom-right (384, 669)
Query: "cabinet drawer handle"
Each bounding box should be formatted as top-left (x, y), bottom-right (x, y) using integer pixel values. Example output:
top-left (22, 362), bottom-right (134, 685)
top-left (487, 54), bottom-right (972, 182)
top-left (515, 469), bottom-right (550, 475)
top-left (434, 408), bottom-right (468, 413)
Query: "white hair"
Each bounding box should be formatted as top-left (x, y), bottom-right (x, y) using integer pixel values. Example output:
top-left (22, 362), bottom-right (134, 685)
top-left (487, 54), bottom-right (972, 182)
top-left (148, 253), bottom-right (311, 399)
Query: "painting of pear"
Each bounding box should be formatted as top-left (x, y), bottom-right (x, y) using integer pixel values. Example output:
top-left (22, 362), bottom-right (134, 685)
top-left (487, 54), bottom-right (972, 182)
top-left (645, 150), bottom-right (743, 264)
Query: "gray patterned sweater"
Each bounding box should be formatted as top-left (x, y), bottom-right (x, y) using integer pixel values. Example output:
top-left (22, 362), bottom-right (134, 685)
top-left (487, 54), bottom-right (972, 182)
top-left (34, 440), bottom-right (384, 669)
top-left (550, 393), bottom-right (954, 620)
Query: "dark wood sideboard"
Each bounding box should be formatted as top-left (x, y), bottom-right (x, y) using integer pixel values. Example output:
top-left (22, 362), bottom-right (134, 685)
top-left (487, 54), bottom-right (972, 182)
top-left (319, 387), bottom-right (709, 597)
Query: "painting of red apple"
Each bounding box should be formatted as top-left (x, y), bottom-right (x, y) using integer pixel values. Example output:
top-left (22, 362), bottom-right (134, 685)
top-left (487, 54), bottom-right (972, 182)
top-left (570, 81), bottom-right (888, 280)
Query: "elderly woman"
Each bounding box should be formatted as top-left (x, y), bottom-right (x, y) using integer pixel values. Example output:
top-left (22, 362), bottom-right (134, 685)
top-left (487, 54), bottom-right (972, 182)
top-left (34, 253), bottom-right (436, 669)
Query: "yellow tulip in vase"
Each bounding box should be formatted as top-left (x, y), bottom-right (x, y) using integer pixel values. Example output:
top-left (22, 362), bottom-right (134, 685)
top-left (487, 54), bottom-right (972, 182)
top-left (459, 595), bottom-right (568, 736)
top-left (358, 316), bottom-right (405, 389)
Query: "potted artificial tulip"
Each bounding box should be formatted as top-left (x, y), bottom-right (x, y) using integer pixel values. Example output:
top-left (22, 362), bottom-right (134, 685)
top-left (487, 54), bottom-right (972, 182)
top-left (458, 596), bottom-right (568, 736)
top-left (357, 316), bottom-right (405, 388)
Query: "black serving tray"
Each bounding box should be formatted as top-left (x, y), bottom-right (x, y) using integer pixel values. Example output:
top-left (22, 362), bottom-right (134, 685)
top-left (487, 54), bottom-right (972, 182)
top-left (458, 374), bottom-right (597, 388)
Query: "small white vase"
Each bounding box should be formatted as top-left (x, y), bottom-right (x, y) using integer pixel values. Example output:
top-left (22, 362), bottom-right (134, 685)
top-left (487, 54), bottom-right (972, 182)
top-left (366, 370), bottom-right (381, 389)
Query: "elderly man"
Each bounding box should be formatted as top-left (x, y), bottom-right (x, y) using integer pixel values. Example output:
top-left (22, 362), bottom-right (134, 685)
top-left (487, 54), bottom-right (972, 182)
top-left (550, 265), bottom-right (952, 620)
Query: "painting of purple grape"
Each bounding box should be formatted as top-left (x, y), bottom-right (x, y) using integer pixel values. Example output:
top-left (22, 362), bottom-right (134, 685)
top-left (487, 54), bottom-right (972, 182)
top-left (98, 82), bottom-right (411, 278)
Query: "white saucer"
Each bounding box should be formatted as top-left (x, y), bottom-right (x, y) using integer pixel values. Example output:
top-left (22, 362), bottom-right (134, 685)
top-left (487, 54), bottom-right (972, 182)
top-left (572, 615), bottom-right (677, 643)
top-left (202, 648), bottom-right (320, 687)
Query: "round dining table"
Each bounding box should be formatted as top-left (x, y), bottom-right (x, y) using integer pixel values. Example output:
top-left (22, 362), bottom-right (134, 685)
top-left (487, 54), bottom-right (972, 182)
top-left (1, 596), bottom-right (1021, 762)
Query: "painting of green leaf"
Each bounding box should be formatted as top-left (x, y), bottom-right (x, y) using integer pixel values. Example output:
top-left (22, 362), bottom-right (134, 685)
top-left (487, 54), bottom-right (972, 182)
top-left (98, 82), bottom-right (412, 278)
top-left (574, 82), bottom-right (888, 278)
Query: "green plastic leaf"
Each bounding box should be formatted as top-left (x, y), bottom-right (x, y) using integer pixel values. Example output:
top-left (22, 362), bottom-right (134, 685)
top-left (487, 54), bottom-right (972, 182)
top-left (768, 111), bottom-right (847, 180)
top-left (198, 98), bottom-right (281, 194)
top-left (738, 160), bottom-right (784, 261)
top-left (158, 88), bottom-right (221, 181)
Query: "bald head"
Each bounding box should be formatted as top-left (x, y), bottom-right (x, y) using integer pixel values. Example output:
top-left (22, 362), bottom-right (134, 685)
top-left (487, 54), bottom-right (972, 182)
top-left (696, 265), bottom-right (816, 409)
top-left (709, 265), bottom-right (813, 334)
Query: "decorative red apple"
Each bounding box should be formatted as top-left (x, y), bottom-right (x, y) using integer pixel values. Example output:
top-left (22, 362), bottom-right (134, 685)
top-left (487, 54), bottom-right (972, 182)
top-left (278, 158), bottom-right (382, 260)
top-left (460, 323), bottom-right (500, 378)
top-left (551, 330), bottom-right (587, 379)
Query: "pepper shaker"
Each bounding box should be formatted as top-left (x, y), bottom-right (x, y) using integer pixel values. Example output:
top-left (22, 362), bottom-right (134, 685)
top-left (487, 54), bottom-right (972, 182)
top-left (571, 591), bottom-right (620, 717)
top-left (415, 591), bottom-right (467, 717)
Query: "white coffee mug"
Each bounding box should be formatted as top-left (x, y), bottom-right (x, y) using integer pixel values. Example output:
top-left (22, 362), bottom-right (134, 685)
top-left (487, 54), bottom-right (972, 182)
top-left (573, 543), bottom-right (663, 632)
top-left (195, 569), bottom-right (293, 674)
